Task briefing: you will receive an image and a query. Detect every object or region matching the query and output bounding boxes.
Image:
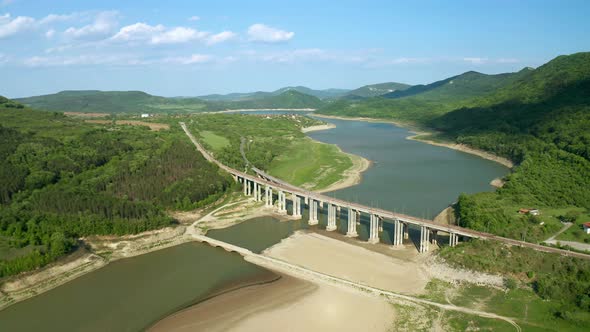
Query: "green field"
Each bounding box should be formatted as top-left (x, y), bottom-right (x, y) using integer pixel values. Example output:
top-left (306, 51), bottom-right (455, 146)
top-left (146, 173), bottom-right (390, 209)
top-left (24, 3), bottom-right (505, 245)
top-left (420, 279), bottom-right (590, 331)
top-left (200, 130), bottom-right (230, 151)
top-left (268, 138), bottom-right (354, 190)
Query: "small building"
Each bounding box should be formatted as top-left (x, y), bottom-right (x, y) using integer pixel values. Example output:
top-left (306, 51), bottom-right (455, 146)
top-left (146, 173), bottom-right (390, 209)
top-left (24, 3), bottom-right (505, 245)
top-left (141, 113), bottom-right (150, 118)
top-left (584, 222), bottom-right (590, 234)
top-left (518, 208), bottom-right (540, 216)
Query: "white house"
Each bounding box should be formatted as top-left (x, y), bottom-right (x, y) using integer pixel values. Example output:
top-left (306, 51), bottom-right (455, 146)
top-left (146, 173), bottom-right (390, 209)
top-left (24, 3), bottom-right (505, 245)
top-left (141, 113), bottom-right (150, 118)
top-left (584, 222), bottom-right (590, 234)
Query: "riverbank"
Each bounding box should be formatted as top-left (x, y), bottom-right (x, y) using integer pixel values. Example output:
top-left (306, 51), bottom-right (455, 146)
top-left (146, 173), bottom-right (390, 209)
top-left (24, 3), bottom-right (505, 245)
top-left (313, 113), bottom-right (514, 169)
top-left (301, 123), bottom-right (336, 133)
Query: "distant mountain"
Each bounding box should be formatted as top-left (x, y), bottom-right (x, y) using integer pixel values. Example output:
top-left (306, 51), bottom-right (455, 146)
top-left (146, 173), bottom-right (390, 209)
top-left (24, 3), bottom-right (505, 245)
top-left (382, 71), bottom-right (525, 101)
top-left (16, 90), bottom-right (210, 114)
top-left (221, 90), bottom-right (324, 109)
top-left (199, 86), bottom-right (349, 101)
top-left (345, 82), bottom-right (411, 98)
top-left (316, 70), bottom-right (529, 123)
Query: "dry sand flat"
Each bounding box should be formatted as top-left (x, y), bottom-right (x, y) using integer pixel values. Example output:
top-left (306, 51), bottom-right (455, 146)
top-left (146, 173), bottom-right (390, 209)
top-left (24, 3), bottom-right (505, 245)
top-left (264, 231), bottom-right (429, 294)
top-left (150, 272), bottom-right (395, 332)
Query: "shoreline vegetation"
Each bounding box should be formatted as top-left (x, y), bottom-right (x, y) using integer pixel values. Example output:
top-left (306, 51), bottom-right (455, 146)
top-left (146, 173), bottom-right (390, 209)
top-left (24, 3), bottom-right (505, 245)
top-left (313, 113), bottom-right (514, 169)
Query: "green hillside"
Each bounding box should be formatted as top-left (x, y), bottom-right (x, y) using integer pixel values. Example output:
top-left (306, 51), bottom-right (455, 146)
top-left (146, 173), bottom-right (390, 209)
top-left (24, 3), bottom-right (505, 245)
top-left (220, 90), bottom-right (325, 109)
top-left (16, 90), bottom-right (210, 114)
top-left (345, 82), bottom-right (411, 98)
top-left (0, 97), bottom-right (232, 278)
top-left (200, 86), bottom-right (349, 101)
top-left (384, 71), bottom-right (526, 100)
top-left (317, 71), bottom-right (527, 123)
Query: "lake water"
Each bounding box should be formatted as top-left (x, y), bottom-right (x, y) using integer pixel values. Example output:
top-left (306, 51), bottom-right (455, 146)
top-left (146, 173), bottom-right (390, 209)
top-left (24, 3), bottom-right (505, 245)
top-left (0, 111), bottom-right (509, 330)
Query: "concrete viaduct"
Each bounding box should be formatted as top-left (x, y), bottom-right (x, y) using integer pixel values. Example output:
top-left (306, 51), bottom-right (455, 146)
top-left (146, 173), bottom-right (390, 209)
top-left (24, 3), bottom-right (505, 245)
top-left (181, 122), bottom-right (590, 259)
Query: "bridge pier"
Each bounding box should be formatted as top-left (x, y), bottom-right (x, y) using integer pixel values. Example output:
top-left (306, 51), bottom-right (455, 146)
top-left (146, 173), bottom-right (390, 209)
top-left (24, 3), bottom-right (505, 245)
top-left (393, 218), bottom-right (403, 246)
top-left (449, 232), bottom-right (458, 247)
top-left (419, 226), bottom-right (430, 253)
top-left (265, 186), bottom-right (272, 207)
top-left (252, 182), bottom-right (258, 201)
top-left (243, 178), bottom-right (248, 196)
top-left (432, 230), bottom-right (438, 246)
top-left (326, 204), bottom-right (337, 231)
top-left (292, 194), bottom-right (302, 219)
top-left (346, 208), bottom-right (358, 237)
top-left (368, 214), bottom-right (380, 244)
top-left (403, 222), bottom-right (409, 240)
top-left (277, 191), bottom-right (287, 214)
top-left (308, 199), bottom-right (318, 225)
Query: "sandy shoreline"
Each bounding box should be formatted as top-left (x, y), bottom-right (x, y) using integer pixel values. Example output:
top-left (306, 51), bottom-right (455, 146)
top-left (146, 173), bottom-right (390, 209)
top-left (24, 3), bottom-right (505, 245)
top-left (315, 146), bottom-right (371, 193)
top-left (313, 113), bottom-right (514, 169)
top-left (301, 123), bottom-right (336, 133)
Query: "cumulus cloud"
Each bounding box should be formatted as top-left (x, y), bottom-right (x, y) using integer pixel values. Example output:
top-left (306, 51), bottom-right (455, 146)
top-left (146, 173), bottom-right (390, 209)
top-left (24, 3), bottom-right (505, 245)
top-left (151, 26), bottom-right (208, 44)
top-left (23, 54), bottom-right (146, 67)
top-left (111, 22), bottom-right (226, 45)
top-left (110, 22), bottom-right (165, 42)
top-left (247, 23), bottom-right (294, 42)
top-left (0, 13), bottom-right (35, 38)
top-left (45, 29), bottom-right (55, 38)
top-left (206, 30), bottom-right (236, 45)
top-left (64, 11), bottom-right (118, 39)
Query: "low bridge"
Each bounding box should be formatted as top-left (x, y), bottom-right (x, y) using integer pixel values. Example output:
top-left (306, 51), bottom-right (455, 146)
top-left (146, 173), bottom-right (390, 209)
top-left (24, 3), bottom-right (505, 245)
top-left (181, 122), bottom-right (590, 259)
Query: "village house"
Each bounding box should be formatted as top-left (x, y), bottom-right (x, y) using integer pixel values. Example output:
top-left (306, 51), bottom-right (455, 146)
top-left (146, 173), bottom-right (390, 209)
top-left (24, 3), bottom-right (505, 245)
top-left (518, 208), bottom-right (540, 216)
top-left (584, 222), bottom-right (590, 234)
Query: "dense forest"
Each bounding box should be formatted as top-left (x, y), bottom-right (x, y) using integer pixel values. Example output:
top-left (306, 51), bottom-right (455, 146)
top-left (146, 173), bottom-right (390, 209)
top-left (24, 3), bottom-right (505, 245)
top-left (0, 97), bottom-right (232, 278)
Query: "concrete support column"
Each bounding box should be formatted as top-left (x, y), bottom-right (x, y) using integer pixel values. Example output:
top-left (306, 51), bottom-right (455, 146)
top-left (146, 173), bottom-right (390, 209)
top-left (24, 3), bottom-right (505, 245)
top-left (346, 208), bottom-right (358, 237)
top-left (252, 182), bottom-right (258, 201)
top-left (403, 222), bottom-right (409, 240)
top-left (264, 186), bottom-right (271, 207)
top-left (243, 179), bottom-right (248, 196)
top-left (292, 194), bottom-right (302, 219)
top-left (326, 204), bottom-right (337, 231)
top-left (449, 232), bottom-right (458, 247)
top-left (368, 214), bottom-right (379, 244)
top-left (431, 230), bottom-right (438, 246)
top-left (308, 199), bottom-right (318, 225)
top-left (419, 226), bottom-right (430, 253)
top-left (277, 191), bottom-right (287, 214)
top-left (393, 218), bottom-right (403, 246)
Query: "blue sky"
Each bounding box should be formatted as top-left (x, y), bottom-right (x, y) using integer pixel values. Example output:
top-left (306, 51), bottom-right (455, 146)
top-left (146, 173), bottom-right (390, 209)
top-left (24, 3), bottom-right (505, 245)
top-left (1, 0), bottom-right (589, 97)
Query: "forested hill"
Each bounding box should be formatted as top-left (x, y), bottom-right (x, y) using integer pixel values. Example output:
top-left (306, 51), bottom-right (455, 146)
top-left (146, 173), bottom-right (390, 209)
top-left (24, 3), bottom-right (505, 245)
top-left (15, 90), bottom-right (211, 114)
top-left (199, 86), bottom-right (349, 101)
top-left (218, 90), bottom-right (324, 109)
top-left (344, 82), bottom-right (411, 98)
top-left (0, 97), bottom-right (233, 278)
top-left (16, 89), bottom-right (325, 114)
top-left (316, 70), bottom-right (528, 123)
top-left (383, 70), bottom-right (527, 100)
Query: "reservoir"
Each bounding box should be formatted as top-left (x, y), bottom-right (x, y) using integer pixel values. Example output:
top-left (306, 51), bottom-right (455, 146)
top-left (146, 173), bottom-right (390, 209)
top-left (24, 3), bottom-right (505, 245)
top-left (0, 112), bottom-right (509, 330)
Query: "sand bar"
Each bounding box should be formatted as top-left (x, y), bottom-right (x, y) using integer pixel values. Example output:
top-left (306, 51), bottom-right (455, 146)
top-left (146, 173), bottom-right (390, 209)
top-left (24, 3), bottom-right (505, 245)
top-left (264, 231), bottom-right (429, 294)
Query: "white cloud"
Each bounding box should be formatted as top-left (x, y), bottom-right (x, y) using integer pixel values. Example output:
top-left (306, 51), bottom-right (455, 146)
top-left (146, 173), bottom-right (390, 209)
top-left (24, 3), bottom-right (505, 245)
top-left (463, 57), bottom-right (489, 65)
top-left (247, 23), bottom-right (294, 42)
top-left (110, 22), bottom-right (165, 42)
top-left (111, 23), bottom-right (210, 45)
top-left (0, 13), bottom-right (35, 38)
top-left (39, 13), bottom-right (78, 25)
top-left (188, 16), bottom-right (200, 21)
top-left (497, 58), bottom-right (519, 64)
top-left (206, 30), bottom-right (236, 45)
top-left (150, 26), bottom-right (208, 44)
top-left (45, 29), bottom-right (55, 38)
top-left (64, 11), bottom-right (118, 39)
top-left (23, 54), bottom-right (144, 67)
top-left (163, 54), bottom-right (211, 65)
